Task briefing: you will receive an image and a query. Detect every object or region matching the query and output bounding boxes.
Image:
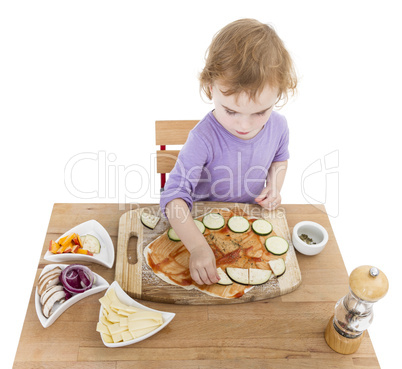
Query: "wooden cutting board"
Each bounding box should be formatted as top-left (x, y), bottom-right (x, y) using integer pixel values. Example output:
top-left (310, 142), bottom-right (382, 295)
top-left (115, 201), bottom-right (301, 305)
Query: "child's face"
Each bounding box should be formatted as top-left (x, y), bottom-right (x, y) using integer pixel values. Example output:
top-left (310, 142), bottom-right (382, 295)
top-left (211, 82), bottom-right (278, 140)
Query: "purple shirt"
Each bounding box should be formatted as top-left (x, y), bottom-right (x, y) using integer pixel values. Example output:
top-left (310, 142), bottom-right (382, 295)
top-left (160, 110), bottom-right (289, 216)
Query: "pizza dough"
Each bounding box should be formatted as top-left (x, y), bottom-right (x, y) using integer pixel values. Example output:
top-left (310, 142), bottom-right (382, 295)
top-left (144, 209), bottom-right (287, 299)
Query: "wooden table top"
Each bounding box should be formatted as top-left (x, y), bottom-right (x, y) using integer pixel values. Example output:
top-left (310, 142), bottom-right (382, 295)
top-left (13, 203), bottom-right (380, 368)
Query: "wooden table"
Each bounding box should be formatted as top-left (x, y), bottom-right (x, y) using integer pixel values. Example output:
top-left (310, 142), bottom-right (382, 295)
top-left (13, 203), bottom-right (380, 368)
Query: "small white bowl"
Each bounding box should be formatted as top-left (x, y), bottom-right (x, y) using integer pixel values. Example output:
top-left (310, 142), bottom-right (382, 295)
top-left (99, 281), bottom-right (176, 347)
top-left (35, 264), bottom-right (109, 328)
top-left (292, 221), bottom-right (328, 256)
top-left (44, 220), bottom-right (115, 268)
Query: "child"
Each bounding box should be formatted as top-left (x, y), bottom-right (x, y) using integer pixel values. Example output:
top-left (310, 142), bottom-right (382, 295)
top-left (160, 18), bottom-right (297, 286)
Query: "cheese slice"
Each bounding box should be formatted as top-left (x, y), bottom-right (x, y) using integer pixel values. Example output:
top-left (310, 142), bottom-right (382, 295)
top-left (106, 311), bottom-right (121, 323)
top-left (121, 330), bottom-right (134, 342)
top-left (106, 288), bottom-right (119, 303)
top-left (131, 326), bottom-right (158, 339)
top-left (127, 311), bottom-right (163, 323)
top-left (110, 300), bottom-right (138, 314)
top-left (99, 296), bottom-right (113, 315)
top-left (96, 322), bottom-right (110, 335)
top-left (108, 322), bottom-right (128, 335)
top-left (115, 309), bottom-right (131, 317)
top-left (100, 315), bottom-right (110, 326)
top-left (128, 319), bottom-right (160, 332)
top-left (102, 333), bottom-right (113, 343)
top-left (111, 332), bottom-right (123, 343)
top-left (119, 317), bottom-right (128, 327)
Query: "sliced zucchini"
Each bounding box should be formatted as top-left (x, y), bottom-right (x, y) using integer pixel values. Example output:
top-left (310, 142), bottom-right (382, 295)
top-left (227, 216), bottom-right (250, 233)
top-left (202, 213), bottom-right (225, 230)
top-left (226, 267), bottom-right (249, 285)
top-left (167, 227), bottom-right (181, 242)
top-left (251, 219), bottom-right (273, 236)
top-left (265, 236), bottom-right (289, 255)
top-left (141, 212), bottom-right (160, 229)
top-left (268, 258), bottom-right (286, 277)
top-left (249, 268), bottom-right (272, 285)
top-left (82, 234), bottom-right (101, 254)
top-left (194, 219), bottom-right (206, 234)
top-left (216, 267), bottom-right (233, 286)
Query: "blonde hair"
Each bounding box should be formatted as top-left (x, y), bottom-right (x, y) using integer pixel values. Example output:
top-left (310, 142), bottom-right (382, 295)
top-left (199, 18), bottom-right (297, 106)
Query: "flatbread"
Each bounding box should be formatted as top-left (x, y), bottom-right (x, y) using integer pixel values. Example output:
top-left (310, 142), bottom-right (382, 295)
top-left (144, 208), bottom-right (287, 299)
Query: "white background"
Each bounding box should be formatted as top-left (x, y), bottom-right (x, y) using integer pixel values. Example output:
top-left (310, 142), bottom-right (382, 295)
top-left (1, 1), bottom-right (401, 368)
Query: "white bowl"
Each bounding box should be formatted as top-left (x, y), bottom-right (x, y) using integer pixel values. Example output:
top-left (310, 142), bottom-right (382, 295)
top-left (98, 281), bottom-right (176, 347)
top-left (292, 221), bottom-right (328, 255)
top-left (35, 264), bottom-right (109, 328)
top-left (44, 220), bottom-right (115, 268)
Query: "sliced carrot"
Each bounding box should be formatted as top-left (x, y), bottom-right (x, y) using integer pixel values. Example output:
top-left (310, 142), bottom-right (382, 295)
top-left (71, 244), bottom-right (80, 253)
top-left (58, 235), bottom-right (68, 244)
top-left (77, 249), bottom-right (93, 256)
top-left (56, 244), bottom-right (65, 254)
top-left (49, 240), bottom-right (60, 254)
top-left (58, 241), bottom-right (73, 253)
top-left (61, 233), bottom-right (75, 247)
top-left (64, 245), bottom-right (73, 253)
top-left (77, 234), bottom-right (84, 248)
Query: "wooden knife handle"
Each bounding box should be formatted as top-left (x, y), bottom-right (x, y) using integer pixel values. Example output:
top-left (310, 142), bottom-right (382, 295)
top-left (115, 210), bottom-right (143, 298)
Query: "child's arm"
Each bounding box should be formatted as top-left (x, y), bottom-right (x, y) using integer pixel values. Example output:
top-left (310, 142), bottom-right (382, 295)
top-left (255, 160), bottom-right (288, 210)
top-left (165, 198), bottom-right (220, 285)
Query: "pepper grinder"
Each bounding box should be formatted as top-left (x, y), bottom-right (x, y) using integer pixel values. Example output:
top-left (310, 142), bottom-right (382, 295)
top-left (324, 265), bottom-right (389, 354)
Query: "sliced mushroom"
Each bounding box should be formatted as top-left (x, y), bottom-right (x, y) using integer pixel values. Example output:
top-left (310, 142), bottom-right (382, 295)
top-left (38, 269), bottom-right (62, 296)
top-left (40, 284), bottom-right (64, 305)
top-left (42, 289), bottom-right (66, 318)
top-left (38, 267), bottom-right (61, 286)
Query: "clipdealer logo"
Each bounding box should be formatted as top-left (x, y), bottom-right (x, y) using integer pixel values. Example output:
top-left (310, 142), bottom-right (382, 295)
top-left (301, 150), bottom-right (339, 218)
top-left (63, 150), bottom-right (272, 203)
top-left (64, 149), bottom-right (340, 218)
top-left (64, 151), bottom-right (158, 203)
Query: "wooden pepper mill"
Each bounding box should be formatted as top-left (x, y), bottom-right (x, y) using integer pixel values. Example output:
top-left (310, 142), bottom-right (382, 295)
top-left (324, 265), bottom-right (389, 354)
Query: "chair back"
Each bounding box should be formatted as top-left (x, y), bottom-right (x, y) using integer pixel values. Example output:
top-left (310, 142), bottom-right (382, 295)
top-left (155, 120), bottom-right (199, 190)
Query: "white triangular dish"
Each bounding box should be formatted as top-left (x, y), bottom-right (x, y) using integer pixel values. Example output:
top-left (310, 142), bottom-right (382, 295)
top-left (44, 220), bottom-right (115, 268)
top-left (36, 264), bottom-right (109, 328)
top-left (99, 281), bottom-right (175, 347)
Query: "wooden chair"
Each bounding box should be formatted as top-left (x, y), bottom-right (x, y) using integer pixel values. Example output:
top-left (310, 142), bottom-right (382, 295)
top-left (155, 120), bottom-right (199, 192)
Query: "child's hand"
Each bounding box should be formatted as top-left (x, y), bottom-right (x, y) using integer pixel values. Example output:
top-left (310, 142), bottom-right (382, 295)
top-left (255, 186), bottom-right (281, 210)
top-left (189, 244), bottom-right (220, 285)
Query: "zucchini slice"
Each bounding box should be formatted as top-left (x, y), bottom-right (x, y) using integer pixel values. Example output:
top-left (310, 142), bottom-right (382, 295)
top-left (251, 219), bottom-right (273, 236)
top-left (216, 267), bottom-right (233, 286)
top-left (268, 258), bottom-right (286, 277)
top-left (82, 234), bottom-right (101, 254)
top-left (249, 268), bottom-right (272, 285)
top-left (226, 267), bottom-right (272, 285)
top-left (227, 216), bottom-right (250, 233)
top-left (167, 227), bottom-right (181, 242)
top-left (265, 236), bottom-right (289, 255)
top-left (194, 219), bottom-right (206, 234)
top-left (226, 267), bottom-right (249, 285)
top-left (140, 212), bottom-right (160, 230)
top-left (202, 213), bottom-right (225, 230)
top-left (167, 219), bottom-right (205, 242)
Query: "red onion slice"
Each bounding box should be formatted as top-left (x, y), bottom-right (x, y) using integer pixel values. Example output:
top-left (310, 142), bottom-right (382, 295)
top-left (78, 269), bottom-right (92, 288)
top-left (60, 264), bottom-right (94, 294)
top-left (64, 269), bottom-right (80, 289)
